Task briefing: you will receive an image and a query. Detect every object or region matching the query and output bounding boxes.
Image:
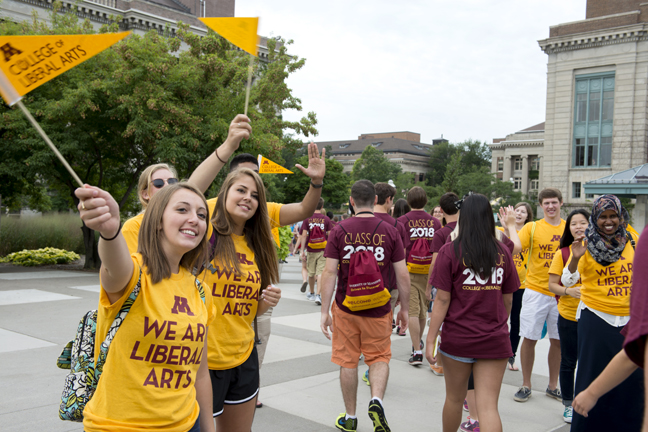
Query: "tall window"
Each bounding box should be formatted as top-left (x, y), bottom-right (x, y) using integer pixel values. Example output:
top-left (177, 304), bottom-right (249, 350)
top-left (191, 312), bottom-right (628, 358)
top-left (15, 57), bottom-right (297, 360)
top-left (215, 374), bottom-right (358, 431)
top-left (574, 74), bottom-right (614, 167)
top-left (513, 177), bottom-right (522, 190)
top-left (530, 157), bottom-right (540, 171)
top-left (572, 182), bottom-right (581, 199)
top-left (530, 179), bottom-right (539, 191)
top-left (497, 158), bottom-right (503, 171)
top-left (514, 157), bottom-right (522, 171)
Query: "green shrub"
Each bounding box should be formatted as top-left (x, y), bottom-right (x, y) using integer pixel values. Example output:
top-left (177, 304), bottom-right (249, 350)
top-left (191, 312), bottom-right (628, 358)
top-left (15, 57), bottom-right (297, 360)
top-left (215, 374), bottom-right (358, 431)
top-left (276, 226), bottom-right (292, 261)
top-left (0, 214), bottom-right (85, 256)
top-left (0, 247), bottom-right (80, 266)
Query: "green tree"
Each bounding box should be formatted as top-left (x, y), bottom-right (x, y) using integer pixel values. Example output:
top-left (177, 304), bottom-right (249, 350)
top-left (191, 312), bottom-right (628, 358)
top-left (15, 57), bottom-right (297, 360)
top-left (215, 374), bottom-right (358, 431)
top-left (351, 146), bottom-right (402, 184)
top-left (0, 7), bottom-right (317, 267)
top-left (279, 156), bottom-right (349, 209)
top-left (441, 152), bottom-right (463, 193)
top-left (427, 139), bottom-right (491, 187)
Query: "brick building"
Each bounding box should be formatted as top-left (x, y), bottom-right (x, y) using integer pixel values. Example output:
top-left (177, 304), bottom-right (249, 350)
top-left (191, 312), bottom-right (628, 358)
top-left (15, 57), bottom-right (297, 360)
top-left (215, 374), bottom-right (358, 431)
top-left (315, 131), bottom-right (433, 182)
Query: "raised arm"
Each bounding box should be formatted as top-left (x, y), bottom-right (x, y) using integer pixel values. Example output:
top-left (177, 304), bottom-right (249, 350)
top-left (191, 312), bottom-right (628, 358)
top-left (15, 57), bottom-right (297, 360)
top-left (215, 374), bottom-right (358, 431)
top-left (188, 114), bottom-right (252, 194)
top-left (76, 185), bottom-right (133, 304)
top-left (504, 206), bottom-right (522, 255)
top-left (278, 143), bottom-right (326, 226)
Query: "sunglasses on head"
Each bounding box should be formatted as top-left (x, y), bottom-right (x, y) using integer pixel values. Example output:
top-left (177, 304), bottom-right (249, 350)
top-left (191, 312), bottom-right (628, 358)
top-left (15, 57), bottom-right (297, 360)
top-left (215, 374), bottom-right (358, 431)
top-left (454, 191), bottom-right (474, 210)
top-left (151, 178), bottom-right (179, 188)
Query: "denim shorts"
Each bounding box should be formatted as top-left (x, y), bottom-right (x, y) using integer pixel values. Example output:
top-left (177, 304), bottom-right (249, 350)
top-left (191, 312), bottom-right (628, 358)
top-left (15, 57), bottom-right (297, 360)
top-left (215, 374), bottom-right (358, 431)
top-left (439, 348), bottom-right (477, 364)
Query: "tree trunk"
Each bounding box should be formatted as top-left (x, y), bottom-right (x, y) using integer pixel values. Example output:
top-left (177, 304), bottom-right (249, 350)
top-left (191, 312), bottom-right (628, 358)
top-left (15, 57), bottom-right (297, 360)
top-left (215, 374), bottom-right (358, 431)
top-left (82, 223), bottom-right (101, 269)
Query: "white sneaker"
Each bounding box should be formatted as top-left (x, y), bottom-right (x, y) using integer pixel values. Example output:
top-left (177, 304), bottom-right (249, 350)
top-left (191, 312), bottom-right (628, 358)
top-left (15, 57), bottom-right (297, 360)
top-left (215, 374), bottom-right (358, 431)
top-left (563, 406), bottom-right (573, 423)
top-left (306, 293), bottom-right (315, 300)
top-left (315, 294), bottom-right (321, 305)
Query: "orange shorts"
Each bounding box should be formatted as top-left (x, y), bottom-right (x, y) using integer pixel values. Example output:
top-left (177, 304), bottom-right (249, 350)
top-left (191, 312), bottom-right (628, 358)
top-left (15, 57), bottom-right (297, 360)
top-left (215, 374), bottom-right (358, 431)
top-left (331, 302), bottom-right (392, 368)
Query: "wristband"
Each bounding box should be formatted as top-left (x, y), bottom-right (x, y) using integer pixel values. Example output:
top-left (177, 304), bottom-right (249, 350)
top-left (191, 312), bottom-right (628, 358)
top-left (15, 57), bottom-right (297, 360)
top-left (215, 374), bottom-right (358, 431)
top-left (310, 180), bottom-right (324, 189)
top-left (564, 287), bottom-right (568, 296)
top-left (215, 148), bottom-right (227, 164)
top-left (100, 223), bottom-right (122, 241)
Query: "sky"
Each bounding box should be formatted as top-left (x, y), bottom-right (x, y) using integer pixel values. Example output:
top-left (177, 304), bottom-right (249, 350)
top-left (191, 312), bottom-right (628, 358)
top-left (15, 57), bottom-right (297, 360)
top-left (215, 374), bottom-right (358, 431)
top-left (236, 0), bottom-right (588, 145)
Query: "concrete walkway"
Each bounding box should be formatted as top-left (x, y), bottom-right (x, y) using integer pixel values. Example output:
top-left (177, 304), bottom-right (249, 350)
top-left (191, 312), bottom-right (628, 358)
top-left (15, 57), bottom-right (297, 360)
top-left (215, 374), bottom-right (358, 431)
top-left (0, 257), bottom-right (570, 431)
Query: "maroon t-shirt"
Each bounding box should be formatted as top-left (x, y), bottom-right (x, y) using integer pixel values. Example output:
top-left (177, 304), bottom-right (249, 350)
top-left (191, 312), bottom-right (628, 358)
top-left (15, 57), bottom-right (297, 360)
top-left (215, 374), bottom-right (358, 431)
top-left (325, 216), bottom-right (405, 317)
top-left (430, 221), bottom-right (457, 254)
top-left (623, 229), bottom-right (647, 368)
top-left (301, 214), bottom-right (333, 253)
top-left (397, 210), bottom-right (441, 259)
top-left (375, 212), bottom-right (410, 290)
top-left (430, 241), bottom-right (519, 359)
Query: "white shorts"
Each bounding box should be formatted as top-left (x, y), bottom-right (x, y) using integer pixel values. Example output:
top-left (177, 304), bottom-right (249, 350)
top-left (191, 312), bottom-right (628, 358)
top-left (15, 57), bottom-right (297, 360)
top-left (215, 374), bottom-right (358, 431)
top-left (519, 288), bottom-right (559, 341)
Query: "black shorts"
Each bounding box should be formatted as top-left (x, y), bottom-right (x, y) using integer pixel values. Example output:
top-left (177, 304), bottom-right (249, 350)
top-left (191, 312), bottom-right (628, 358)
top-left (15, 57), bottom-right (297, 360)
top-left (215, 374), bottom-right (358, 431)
top-left (210, 346), bottom-right (259, 417)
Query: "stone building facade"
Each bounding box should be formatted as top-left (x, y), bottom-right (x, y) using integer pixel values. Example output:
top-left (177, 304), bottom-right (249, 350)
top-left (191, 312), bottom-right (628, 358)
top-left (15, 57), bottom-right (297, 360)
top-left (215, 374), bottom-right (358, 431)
top-left (489, 122), bottom-right (544, 198)
top-left (315, 131), bottom-right (433, 182)
top-left (538, 0), bottom-right (648, 204)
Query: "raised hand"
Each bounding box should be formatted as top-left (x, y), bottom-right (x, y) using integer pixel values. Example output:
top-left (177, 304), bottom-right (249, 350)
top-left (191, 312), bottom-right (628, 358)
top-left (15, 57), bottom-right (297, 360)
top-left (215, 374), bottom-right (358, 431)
top-left (498, 207), bottom-right (509, 230)
top-left (571, 235), bottom-right (588, 259)
top-left (75, 185), bottom-right (120, 239)
top-left (504, 205), bottom-right (516, 227)
top-left (225, 114), bottom-right (252, 150)
top-left (295, 142), bottom-right (326, 183)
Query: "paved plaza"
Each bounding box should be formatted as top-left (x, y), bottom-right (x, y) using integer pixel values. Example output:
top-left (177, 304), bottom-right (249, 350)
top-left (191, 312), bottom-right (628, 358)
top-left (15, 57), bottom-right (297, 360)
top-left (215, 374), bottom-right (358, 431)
top-left (0, 256), bottom-right (570, 431)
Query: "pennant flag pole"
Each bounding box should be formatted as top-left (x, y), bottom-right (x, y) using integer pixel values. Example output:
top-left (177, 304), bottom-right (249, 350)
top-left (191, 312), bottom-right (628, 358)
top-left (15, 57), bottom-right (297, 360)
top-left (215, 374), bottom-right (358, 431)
top-left (258, 154), bottom-right (293, 174)
top-left (199, 17), bottom-right (259, 115)
top-left (0, 32), bottom-right (130, 188)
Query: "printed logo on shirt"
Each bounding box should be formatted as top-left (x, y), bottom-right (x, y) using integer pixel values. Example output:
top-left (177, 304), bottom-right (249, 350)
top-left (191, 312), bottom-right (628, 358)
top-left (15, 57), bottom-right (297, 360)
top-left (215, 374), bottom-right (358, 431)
top-left (130, 317), bottom-right (206, 389)
top-left (596, 263), bottom-right (633, 296)
top-left (341, 232), bottom-right (386, 265)
top-left (461, 253), bottom-right (505, 291)
top-left (171, 296), bottom-right (194, 316)
top-left (551, 235), bottom-right (561, 242)
top-left (211, 268), bottom-right (260, 316)
top-left (237, 253), bottom-right (254, 265)
top-left (537, 243), bottom-right (557, 267)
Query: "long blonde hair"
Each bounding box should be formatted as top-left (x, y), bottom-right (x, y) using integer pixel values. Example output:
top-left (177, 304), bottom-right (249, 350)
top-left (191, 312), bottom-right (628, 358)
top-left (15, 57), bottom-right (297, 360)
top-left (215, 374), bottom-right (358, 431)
top-left (138, 183), bottom-right (210, 283)
top-left (210, 168), bottom-right (279, 291)
top-left (137, 163), bottom-right (178, 209)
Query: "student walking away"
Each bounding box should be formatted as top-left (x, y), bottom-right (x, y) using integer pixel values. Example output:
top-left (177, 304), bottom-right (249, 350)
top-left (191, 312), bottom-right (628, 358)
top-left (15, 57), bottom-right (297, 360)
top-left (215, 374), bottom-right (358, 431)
top-left (562, 194), bottom-right (642, 432)
top-left (320, 180), bottom-right (410, 432)
top-left (425, 194), bottom-right (519, 432)
top-left (546, 209), bottom-right (589, 424)
top-left (498, 202), bottom-right (533, 372)
top-left (300, 198), bottom-right (333, 304)
top-left (200, 169), bottom-right (281, 431)
top-left (392, 198), bottom-right (410, 220)
top-left (425, 192), bottom-right (460, 377)
top-left (571, 228), bottom-right (647, 425)
top-left (512, 188), bottom-right (565, 403)
top-left (75, 182), bottom-right (216, 432)
top-left (397, 186), bottom-right (441, 366)
top-left (374, 183), bottom-right (410, 324)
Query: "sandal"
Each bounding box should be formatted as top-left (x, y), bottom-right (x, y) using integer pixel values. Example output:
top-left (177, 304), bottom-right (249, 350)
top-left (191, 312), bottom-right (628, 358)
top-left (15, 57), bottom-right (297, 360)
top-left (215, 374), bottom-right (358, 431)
top-left (508, 356), bottom-right (519, 371)
top-left (256, 400), bottom-right (263, 408)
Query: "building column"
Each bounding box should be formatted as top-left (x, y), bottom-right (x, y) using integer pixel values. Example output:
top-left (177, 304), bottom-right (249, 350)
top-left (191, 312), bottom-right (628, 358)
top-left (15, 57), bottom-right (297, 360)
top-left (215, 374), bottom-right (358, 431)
top-left (521, 155), bottom-right (529, 195)
top-left (502, 156), bottom-right (512, 184)
top-left (491, 156), bottom-right (498, 174)
top-left (633, 195), bottom-right (647, 234)
top-left (537, 156), bottom-right (543, 191)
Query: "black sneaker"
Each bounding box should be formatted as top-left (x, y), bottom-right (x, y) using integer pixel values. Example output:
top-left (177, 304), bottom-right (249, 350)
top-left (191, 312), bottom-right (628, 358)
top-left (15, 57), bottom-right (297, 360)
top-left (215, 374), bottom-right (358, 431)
top-left (546, 387), bottom-right (562, 402)
top-left (336, 413), bottom-right (357, 431)
top-left (411, 340), bottom-right (424, 354)
top-left (368, 399), bottom-right (391, 432)
top-left (300, 281), bottom-right (308, 293)
top-left (409, 353), bottom-right (423, 366)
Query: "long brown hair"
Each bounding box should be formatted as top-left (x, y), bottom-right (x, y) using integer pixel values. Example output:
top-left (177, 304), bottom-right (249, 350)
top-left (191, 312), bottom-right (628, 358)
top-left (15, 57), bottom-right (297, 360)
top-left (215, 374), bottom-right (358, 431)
top-left (211, 168), bottom-right (279, 291)
top-left (138, 183), bottom-right (210, 283)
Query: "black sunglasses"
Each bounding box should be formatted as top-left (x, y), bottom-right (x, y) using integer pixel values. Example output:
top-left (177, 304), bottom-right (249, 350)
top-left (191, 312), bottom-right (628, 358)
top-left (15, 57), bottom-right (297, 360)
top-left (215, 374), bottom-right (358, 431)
top-left (151, 178), bottom-right (179, 188)
top-left (454, 191), bottom-right (474, 210)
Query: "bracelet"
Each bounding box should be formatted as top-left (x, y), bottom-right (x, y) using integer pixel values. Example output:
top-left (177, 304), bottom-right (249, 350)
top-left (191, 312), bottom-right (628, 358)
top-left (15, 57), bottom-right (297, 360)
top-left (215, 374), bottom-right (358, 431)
top-left (564, 287), bottom-right (568, 296)
top-left (215, 148), bottom-right (227, 164)
top-left (100, 223), bottom-right (122, 241)
top-left (310, 180), bottom-right (324, 189)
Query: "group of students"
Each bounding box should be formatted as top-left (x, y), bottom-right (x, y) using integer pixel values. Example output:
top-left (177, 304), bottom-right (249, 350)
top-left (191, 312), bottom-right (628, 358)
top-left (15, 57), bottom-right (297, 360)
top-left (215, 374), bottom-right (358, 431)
top-left (74, 114), bottom-right (327, 432)
top-left (68, 110), bottom-right (648, 432)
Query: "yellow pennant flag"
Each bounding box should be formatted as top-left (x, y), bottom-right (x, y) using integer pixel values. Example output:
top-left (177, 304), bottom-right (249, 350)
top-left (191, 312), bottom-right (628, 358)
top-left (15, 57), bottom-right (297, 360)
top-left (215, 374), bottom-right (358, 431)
top-left (258, 155), bottom-right (293, 174)
top-left (199, 18), bottom-right (259, 56)
top-left (0, 32), bottom-right (130, 104)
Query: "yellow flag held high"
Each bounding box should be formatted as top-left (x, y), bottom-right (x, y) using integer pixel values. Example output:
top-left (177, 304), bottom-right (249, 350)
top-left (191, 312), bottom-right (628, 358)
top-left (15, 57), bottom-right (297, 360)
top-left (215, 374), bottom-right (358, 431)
top-left (0, 32), bottom-right (130, 104)
top-left (199, 18), bottom-right (259, 56)
top-left (258, 155), bottom-right (293, 174)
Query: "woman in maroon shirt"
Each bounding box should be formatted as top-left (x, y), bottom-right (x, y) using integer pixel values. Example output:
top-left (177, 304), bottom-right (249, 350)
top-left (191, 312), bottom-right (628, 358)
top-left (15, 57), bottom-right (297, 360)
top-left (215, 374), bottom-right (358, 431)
top-left (426, 194), bottom-right (519, 432)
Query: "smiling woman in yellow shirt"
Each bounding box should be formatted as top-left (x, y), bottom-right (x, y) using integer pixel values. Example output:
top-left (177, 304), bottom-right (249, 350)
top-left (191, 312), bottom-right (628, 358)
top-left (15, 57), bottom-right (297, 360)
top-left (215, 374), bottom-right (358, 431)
top-left (75, 182), bottom-right (216, 432)
top-left (565, 195), bottom-right (642, 432)
top-left (201, 168), bottom-right (281, 432)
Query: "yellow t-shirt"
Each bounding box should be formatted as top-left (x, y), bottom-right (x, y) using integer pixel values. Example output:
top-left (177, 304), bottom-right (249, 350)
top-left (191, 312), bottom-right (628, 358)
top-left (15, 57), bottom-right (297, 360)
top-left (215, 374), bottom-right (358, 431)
top-left (497, 226), bottom-right (528, 288)
top-left (577, 232), bottom-right (637, 316)
top-left (202, 234), bottom-right (261, 370)
top-left (518, 218), bottom-right (566, 296)
top-left (207, 198), bottom-right (283, 246)
top-left (84, 254), bottom-right (215, 432)
top-left (548, 246), bottom-right (580, 322)
top-left (122, 213), bottom-right (145, 254)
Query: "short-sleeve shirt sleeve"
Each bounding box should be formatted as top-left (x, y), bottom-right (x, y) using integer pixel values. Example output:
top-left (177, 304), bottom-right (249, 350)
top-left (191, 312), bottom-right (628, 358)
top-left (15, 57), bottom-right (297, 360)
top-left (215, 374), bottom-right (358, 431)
top-left (430, 245), bottom-right (453, 293)
top-left (548, 249), bottom-right (566, 276)
top-left (501, 248), bottom-right (520, 294)
top-left (517, 222), bottom-right (532, 251)
top-left (324, 226), bottom-right (342, 260)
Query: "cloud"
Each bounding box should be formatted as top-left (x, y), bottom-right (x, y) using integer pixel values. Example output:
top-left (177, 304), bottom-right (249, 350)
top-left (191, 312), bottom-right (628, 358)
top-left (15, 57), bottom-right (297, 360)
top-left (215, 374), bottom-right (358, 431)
top-left (237, 0), bottom-right (586, 143)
